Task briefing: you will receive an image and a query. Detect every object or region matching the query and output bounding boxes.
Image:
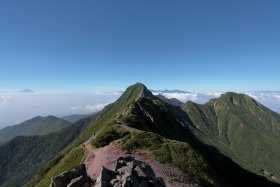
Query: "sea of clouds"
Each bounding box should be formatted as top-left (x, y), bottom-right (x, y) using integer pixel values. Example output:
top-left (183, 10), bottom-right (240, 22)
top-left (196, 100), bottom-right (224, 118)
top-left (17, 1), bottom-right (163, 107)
top-left (0, 90), bottom-right (279, 129)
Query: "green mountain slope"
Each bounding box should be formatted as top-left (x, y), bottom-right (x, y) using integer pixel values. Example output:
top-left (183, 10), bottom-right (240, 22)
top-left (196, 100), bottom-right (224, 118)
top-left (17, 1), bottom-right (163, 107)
top-left (182, 92), bottom-right (280, 182)
top-left (28, 83), bottom-right (221, 186)
top-left (156, 94), bottom-right (183, 106)
top-left (0, 119), bottom-right (89, 187)
top-left (0, 116), bottom-right (71, 142)
top-left (27, 83), bottom-right (279, 187)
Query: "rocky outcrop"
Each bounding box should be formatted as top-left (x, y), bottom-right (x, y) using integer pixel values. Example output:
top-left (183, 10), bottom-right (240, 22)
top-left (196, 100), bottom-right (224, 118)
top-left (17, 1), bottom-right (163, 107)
top-left (50, 164), bottom-right (92, 187)
top-left (95, 156), bottom-right (165, 187)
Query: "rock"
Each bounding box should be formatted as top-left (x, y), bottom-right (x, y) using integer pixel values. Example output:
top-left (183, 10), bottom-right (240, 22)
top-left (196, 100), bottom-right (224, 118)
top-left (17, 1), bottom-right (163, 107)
top-left (112, 156), bottom-right (133, 171)
top-left (122, 179), bottom-right (131, 187)
top-left (139, 179), bottom-right (149, 187)
top-left (110, 179), bottom-right (120, 186)
top-left (127, 160), bottom-right (141, 169)
top-left (99, 166), bottom-right (116, 181)
top-left (131, 175), bottom-right (140, 187)
top-left (50, 164), bottom-right (92, 187)
top-left (134, 162), bottom-right (155, 180)
top-left (121, 172), bottom-right (131, 182)
top-left (67, 175), bottom-right (91, 187)
top-left (94, 156), bottom-right (165, 187)
top-left (117, 166), bottom-right (133, 175)
top-left (121, 156), bottom-right (134, 162)
top-left (95, 166), bottom-right (116, 187)
top-left (113, 181), bottom-right (122, 187)
top-left (67, 176), bottom-right (83, 187)
top-left (148, 178), bottom-right (165, 187)
top-left (112, 159), bottom-right (126, 171)
top-left (95, 180), bottom-right (110, 187)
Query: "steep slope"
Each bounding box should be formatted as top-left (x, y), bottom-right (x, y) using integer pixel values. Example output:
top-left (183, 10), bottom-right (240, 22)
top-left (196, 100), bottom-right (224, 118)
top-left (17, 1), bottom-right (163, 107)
top-left (182, 92), bottom-right (280, 182)
top-left (0, 116), bottom-right (71, 142)
top-left (0, 119), bottom-right (89, 187)
top-left (156, 94), bottom-right (183, 106)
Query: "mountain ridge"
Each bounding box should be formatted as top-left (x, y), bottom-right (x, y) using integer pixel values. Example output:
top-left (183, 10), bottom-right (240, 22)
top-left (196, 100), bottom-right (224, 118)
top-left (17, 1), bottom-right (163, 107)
top-left (1, 83), bottom-right (278, 187)
top-left (0, 115), bottom-right (72, 142)
top-left (182, 92), bottom-right (280, 182)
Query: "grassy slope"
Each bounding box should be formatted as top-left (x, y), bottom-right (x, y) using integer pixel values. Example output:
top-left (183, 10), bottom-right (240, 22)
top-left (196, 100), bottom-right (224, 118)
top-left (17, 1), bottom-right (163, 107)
top-left (89, 124), bottom-right (218, 185)
top-left (182, 92), bottom-right (280, 181)
top-left (0, 116), bottom-right (71, 142)
top-left (26, 83), bottom-right (147, 186)
top-left (120, 131), bottom-right (218, 186)
top-left (156, 94), bottom-right (183, 106)
top-left (0, 121), bottom-right (86, 187)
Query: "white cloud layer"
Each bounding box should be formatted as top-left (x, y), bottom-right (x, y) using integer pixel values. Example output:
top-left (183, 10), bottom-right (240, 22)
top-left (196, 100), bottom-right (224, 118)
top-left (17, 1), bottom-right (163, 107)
top-left (85, 103), bottom-right (108, 111)
top-left (0, 96), bottom-right (10, 105)
top-left (0, 91), bottom-right (121, 128)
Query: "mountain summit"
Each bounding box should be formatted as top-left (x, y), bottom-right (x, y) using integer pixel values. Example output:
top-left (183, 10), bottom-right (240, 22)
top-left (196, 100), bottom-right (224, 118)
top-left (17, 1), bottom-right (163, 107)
top-left (0, 115), bottom-right (71, 142)
top-left (19, 89), bottom-right (34, 93)
top-left (182, 91), bottom-right (280, 182)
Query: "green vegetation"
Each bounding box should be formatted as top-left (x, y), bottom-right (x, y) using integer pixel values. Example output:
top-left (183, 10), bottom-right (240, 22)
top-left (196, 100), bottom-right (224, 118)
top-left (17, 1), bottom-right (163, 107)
top-left (120, 131), bottom-right (217, 186)
top-left (156, 94), bottom-right (183, 106)
top-left (19, 83), bottom-right (280, 187)
top-left (182, 92), bottom-right (280, 182)
top-left (0, 115), bottom-right (71, 142)
top-left (0, 120), bottom-right (87, 187)
top-left (25, 83), bottom-right (148, 186)
top-left (120, 97), bottom-right (190, 142)
top-left (26, 147), bottom-right (85, 187)
top-left (91, 125), bottom-right (128, 148)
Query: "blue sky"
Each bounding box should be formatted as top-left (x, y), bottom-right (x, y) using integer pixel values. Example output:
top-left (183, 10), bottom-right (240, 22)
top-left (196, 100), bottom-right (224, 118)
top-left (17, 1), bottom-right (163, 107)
top-left (0, 0), bottom-right (279, 91)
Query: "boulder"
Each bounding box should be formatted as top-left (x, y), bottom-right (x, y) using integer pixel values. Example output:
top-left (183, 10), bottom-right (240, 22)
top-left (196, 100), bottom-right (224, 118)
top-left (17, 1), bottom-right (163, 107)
top-left (67, 176), bottom-right (91, 187)
top-left (94, 156), bottom-right (165, 187)
top-left (117, 166), bottom-right (133, 175)
top-left (139, 179), bottom-right (149, 187)
top-left (134, 162), bottom-right (155, 180)
top-left (50, 164), bottom-right (92, 187)
top-left (95, 166), bottom-right (116, 187)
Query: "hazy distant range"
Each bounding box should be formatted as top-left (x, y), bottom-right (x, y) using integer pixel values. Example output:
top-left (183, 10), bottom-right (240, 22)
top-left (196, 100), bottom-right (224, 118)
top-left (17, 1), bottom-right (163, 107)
top-left (0, 89), bottom-right (279, 128)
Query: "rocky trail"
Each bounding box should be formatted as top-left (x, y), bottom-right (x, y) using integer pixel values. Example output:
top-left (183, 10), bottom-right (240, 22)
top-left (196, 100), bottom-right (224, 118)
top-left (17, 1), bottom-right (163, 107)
top-left (83, 139), bottom-right (198, 187)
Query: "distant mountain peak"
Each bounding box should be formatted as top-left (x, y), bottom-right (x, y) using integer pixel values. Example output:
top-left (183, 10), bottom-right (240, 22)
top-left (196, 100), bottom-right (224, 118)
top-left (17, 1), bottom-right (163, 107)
top-left (126, 83), bottom-right (155, 99)
top-left (19, 89), bottom-right (34, 93)
top-left (207, 92), bottom-right (260, 109)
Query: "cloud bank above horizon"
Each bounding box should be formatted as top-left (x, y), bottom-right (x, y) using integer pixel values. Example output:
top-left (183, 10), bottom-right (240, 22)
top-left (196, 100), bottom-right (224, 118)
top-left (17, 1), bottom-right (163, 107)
top-left (0, 91), bottom-right (121, 128)
top-left (154, 90), bottom-right (280, 114)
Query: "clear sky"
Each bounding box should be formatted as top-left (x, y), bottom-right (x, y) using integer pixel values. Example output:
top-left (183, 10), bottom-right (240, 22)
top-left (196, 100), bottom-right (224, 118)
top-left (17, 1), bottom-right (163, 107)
top-left (0, 0), bottom-right (279, 92)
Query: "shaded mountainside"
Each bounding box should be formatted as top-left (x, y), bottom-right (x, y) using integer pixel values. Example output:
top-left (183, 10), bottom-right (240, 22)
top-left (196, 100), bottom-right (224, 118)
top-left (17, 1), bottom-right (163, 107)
top-left (156, 94), bottom-right (183, 106)
top-left (0, 116), bottom-right (71, 142)
top-left (182, 92), bottom-right (280, 182)
top-left (26, 83), bottom-right (280, 187)
top-left (0, 119), bottom-right (90, 187)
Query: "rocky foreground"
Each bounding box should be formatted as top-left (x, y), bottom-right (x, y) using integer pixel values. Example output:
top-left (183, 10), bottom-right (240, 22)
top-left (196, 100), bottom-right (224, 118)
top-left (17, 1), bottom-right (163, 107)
top-left (50, 156), bottom-right (165, 187)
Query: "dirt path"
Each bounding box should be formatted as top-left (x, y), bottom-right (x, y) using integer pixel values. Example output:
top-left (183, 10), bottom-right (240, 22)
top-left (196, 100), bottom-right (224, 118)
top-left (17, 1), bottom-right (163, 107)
top-left (83, 141), bottom-right (197, 186)
top-left (84, 142), bottom-right (127, 181)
